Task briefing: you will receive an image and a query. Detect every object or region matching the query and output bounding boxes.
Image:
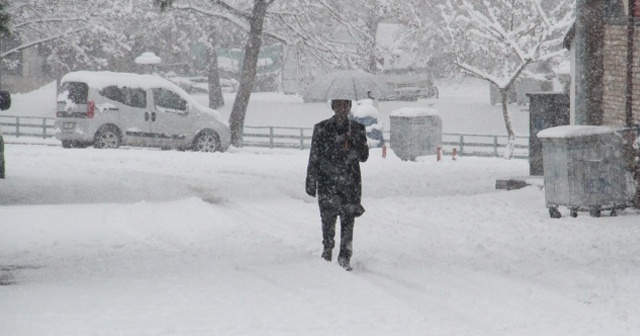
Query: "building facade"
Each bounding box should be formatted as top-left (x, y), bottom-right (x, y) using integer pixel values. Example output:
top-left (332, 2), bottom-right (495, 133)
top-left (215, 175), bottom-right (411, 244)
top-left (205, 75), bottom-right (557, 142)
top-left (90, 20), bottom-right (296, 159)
top-left (601, 0), bottom-right (640, 126)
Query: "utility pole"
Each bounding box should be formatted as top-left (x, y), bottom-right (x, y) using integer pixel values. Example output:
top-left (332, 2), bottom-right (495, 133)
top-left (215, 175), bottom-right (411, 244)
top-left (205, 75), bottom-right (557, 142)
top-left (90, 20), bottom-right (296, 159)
top-left (574, 0), bottom-right (605, 125)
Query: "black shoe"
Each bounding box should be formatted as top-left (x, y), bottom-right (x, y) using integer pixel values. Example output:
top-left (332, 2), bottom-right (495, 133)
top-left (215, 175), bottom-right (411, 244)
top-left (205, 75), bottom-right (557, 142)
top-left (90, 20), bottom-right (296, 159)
top-left (321, 249), bottom-right (332, 262)
top-left (338, 256), bottom-right (352, 271)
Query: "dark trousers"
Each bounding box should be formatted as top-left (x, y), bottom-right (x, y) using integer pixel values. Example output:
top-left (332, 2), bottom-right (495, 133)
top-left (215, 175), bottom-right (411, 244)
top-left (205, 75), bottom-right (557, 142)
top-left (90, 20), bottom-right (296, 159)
top-left (320, 208), bottom-right (355, 260)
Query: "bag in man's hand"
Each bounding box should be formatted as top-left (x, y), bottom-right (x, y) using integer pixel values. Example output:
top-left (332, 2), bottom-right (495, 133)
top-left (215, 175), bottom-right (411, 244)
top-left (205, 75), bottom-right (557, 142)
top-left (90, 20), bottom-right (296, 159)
top-left (345, 204), bottom-right (365, 217)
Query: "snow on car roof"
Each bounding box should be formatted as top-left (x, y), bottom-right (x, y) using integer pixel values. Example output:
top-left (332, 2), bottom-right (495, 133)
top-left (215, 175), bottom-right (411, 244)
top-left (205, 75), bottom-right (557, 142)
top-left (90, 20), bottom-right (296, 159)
top-left (537, 125), bottom-right (617, 139)
top-left (61, 71), bottom-right (192, 99)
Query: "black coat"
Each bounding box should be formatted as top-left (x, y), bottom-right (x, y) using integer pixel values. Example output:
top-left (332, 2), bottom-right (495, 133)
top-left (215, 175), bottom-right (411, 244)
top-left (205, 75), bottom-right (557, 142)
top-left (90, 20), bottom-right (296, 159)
top-left (306, 116), bottom-right (369, 215)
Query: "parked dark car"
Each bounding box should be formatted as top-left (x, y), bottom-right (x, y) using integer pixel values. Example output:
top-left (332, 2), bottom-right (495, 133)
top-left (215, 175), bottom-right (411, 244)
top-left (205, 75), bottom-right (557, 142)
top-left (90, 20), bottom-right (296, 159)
top-left (0, 90), bottom-right (13, 179)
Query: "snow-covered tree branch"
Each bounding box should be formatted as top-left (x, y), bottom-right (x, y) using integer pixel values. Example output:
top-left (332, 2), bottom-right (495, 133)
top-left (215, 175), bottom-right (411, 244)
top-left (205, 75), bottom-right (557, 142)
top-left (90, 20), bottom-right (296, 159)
top-left (2, 0), bottom-right (146, 77)
top-left (440, 0), bottom-right (574, 159)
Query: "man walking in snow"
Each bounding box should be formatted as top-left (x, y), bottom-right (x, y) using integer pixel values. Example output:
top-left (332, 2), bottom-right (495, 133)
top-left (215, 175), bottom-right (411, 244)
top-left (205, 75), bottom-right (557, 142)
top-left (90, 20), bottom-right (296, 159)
top-left (306, 99), bottom-right (369, 271)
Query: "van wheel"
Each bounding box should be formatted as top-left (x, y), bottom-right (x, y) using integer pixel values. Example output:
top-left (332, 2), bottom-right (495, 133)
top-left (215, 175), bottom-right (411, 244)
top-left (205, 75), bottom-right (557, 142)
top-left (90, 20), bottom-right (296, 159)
top-left (193, 130), bottom-right (219, 152)
top-left (94, 126), bottom-right (121, 149)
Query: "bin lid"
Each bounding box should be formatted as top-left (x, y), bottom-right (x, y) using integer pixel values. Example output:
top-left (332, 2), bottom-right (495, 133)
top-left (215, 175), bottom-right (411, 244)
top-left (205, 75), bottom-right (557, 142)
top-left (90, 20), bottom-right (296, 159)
top-left (537, 125), bottom-right (617, 139)
top-left (390, 107), bottom-right (438, 117)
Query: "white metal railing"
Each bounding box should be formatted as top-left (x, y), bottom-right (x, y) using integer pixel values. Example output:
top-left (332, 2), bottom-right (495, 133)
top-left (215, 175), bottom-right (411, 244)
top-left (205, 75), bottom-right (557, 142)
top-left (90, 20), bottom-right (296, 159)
top-left (0, 116), bottom-right (530, 158)
top-left (0, 115), bottom-right (56, 139)
top-left (242, 125), bottom-right (529, 159)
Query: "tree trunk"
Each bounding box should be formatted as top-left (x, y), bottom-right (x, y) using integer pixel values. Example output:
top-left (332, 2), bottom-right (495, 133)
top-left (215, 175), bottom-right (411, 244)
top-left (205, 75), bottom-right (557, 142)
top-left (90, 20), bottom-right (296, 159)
top-left (228, 0), bottom-right (269, 147)
top-left (208, 48), bottom-right (224, 109)
top-left (500, 89), bottom-right (515, 160)
top-left (365, 21), bottom-right (379, 73)
top-left (363, 6), bottom-right (380, 73)
top-left (0, 39), bottom-right (3, 87)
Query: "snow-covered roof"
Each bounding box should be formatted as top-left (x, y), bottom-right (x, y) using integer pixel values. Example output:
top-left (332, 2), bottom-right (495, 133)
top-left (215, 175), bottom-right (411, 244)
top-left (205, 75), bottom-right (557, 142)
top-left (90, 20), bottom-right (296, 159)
top-left (390, 107), bottom-right (439, 117)
top-left (537, 125), bottom-right (617, 139)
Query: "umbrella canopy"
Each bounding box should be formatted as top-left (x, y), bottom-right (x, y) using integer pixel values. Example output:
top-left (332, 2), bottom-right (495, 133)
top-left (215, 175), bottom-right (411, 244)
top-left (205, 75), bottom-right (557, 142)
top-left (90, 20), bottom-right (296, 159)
top-left (303, 70), bottom-right (395, 102)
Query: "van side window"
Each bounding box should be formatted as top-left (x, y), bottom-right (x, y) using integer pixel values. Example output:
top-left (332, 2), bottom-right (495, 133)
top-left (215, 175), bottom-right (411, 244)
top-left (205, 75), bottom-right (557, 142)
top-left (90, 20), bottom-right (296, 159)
top-left (125, 88), bottom-right (146, 108)
top-left (152, 88), bottom-right (187, 113)
top-left (99, 86), bottom-right (124, 103)
top-left (99, 86), bottom-right (146, 108)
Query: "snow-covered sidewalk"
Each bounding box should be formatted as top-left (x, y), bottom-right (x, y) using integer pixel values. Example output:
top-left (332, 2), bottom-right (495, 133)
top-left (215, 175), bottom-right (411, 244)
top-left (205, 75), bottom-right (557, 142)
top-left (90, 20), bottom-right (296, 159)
top-left (1, 144), bottom-right (639, 335)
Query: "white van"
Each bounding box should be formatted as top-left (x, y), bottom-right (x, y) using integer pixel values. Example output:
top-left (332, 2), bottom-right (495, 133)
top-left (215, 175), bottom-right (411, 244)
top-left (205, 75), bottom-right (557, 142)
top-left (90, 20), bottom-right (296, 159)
top-left (54, 71), bottom-right (231, 152)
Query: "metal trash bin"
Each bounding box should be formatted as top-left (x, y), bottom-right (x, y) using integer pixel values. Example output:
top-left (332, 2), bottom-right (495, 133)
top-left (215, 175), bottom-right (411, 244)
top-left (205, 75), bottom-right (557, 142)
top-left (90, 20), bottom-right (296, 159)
top-left (389, 108), bottom-right (441, 161)
top-left (538, 126), bottom-right (632, 218)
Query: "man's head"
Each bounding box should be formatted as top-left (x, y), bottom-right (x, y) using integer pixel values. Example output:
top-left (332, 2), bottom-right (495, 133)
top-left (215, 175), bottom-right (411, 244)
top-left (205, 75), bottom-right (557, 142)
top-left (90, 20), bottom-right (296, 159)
top-left (331, 99), bottom-right (351, 122)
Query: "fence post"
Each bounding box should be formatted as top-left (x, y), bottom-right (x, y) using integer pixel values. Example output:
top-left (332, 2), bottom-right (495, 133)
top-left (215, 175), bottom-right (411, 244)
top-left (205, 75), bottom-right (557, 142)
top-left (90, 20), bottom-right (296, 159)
top-left (493, 136), bottom-right (499, 157)
top-left (300, 128), bottom-right (304, 149)
top-left (269, 127), bottom-right (274, 149)
top-left (15, 117), bottom-right (20, 138)
top-left (459, 135), bottom-right (464, 155)
top-left (42, 118), bottom-right (47, 138)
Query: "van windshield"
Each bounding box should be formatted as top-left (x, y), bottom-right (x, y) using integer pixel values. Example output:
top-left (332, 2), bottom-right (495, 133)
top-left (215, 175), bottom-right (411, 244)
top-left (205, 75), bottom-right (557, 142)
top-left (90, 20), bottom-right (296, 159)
top-left (59, 82), bottom-right (89, 104)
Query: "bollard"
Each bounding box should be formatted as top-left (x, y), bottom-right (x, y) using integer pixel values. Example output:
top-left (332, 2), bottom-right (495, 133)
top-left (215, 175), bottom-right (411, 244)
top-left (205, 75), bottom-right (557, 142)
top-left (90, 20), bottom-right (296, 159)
top-left (452, 148), bottom-right (457, 160)
top-left (382, 145), bottom-right (387, 158)
top-left (437, 146), bottom-right (442, 161)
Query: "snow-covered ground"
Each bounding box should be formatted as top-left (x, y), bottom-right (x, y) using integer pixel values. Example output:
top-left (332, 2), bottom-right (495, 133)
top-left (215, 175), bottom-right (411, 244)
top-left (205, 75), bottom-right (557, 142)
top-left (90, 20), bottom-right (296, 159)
top-left (2, 79), bottom-right (640, 335)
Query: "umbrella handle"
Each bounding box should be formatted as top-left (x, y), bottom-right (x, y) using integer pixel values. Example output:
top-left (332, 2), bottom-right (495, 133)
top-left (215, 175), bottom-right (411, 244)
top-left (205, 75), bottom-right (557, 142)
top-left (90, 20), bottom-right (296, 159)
top-left (367, 90), bottom-right (375, 100)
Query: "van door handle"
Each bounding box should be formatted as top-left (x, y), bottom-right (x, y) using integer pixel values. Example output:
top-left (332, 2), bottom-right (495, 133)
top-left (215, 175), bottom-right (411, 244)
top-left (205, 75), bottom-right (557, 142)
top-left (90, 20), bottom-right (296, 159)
top-left (151, 112), bottom-right (157, 122)
top-left (144, 112), bottom-right (150, 121)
